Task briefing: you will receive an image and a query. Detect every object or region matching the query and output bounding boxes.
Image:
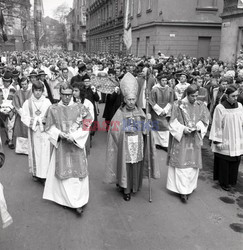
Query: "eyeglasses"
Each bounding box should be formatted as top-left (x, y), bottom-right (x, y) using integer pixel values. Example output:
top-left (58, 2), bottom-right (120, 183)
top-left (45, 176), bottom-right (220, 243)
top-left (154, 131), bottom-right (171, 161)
top-left (61, 93), bottom-right (72, 97)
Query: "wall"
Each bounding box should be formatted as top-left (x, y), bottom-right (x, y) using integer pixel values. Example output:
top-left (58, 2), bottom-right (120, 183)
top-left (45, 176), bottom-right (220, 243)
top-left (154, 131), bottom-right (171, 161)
top-left (131, 0), bottom-right (223, 58)
top-left (220, 16), bottom-right (243, 62)
top-left (132, 25), bottom-right (221, 58)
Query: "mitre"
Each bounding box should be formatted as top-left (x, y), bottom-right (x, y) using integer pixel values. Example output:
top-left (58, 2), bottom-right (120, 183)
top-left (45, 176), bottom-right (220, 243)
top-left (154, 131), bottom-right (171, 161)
top-left (120, 72), bottom-right (138, 98)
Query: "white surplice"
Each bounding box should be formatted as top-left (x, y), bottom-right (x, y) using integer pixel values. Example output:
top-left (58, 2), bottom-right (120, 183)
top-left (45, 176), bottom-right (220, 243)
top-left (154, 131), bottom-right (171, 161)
top-left (166, 98), bottom-right (208, 195)
top-left (43, 100), bottom-right (92, 208)
top-left (21, 95), bottom-right (52, 178)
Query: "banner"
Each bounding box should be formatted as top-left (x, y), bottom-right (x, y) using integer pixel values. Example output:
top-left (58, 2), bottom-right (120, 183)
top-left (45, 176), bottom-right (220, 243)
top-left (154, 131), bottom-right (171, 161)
top-left (123, 0), bottom-right (132, 50)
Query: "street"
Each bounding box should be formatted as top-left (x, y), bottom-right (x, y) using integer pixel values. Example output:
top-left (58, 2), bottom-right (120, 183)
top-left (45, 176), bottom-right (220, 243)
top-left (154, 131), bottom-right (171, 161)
top-left (0, 103), bottom-right (242, 250)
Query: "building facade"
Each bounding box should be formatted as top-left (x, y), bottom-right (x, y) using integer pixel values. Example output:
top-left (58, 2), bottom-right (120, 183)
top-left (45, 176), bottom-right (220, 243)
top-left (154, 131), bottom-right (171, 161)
top-left (86, 0), bottom-right (125, 55)
top-left (131, 0), bottom-right (224, 58)
top-left (71, 0), bottom-right (87, 52)
top-left (86, 0), bottom-right (224, 58)
top-left (219, 0), bottom-right (243, 63)
top-left (65, 9), bottom-right (74, 51)
top-left (0, 0), bottom-right (31, 51)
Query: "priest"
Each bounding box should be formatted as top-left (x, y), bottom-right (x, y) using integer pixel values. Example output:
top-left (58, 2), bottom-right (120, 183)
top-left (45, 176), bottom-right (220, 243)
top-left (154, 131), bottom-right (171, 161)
top-left (43, 84), bottom-right (93, 216)
top-left (166, 84), bottom-right (210, 203)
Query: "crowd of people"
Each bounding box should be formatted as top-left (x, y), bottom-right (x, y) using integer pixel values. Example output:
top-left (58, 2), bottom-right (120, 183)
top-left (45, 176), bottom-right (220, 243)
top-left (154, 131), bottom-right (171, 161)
top-left (0, 49), bottom-right (242, 224)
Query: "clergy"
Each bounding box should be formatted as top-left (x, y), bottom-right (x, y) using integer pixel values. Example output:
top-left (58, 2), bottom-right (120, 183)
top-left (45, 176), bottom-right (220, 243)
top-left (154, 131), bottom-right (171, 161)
top-left (104, 72), bottom-right (160, 201)
top-left (21, 81), bottom-right (51, 182)
top-left (13, 77), bottom-right (32, 154)
top-left (166, 84), bottom-right (210, 203)
top-left (43, 84), bottom-right (93, 216)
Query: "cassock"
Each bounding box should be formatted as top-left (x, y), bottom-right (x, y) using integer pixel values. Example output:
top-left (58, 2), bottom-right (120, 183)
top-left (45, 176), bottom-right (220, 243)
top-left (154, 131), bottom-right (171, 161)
top-left (166, 97), bottom-right (209, 195)
top-left (209, 100), bottom-right (243, 187)
top-left (43, 100), bottom-right (93, 208)
top-left (150, 85), bottom-right (175, 147)
top-left (13, 88), bottom-right (32, 154)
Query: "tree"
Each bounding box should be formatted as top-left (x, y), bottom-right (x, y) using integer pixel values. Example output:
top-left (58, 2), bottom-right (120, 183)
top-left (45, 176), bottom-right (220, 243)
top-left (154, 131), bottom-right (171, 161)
top-left (51, 3), bottom-right (70, 50)
top-left (53, 3), bottom-right (70, 23)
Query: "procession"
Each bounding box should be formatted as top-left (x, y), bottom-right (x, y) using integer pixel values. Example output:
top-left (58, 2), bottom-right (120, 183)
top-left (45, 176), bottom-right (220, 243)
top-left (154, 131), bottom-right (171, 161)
top-left (0, 48), bottom-right (242, 245)
top-left (0, 0), bottom-right (243, 249)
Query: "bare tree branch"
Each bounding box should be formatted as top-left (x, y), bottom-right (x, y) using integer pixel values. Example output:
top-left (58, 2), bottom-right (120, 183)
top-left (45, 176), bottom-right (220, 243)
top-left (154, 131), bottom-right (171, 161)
top-left (53, 3), bottom-right (70, 23)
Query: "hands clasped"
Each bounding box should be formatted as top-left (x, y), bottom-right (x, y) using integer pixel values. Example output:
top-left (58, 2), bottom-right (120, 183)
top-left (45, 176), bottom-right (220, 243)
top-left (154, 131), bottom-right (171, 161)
top-left (183, 126), bottom-right (196, 134)
top-left (59, 132), bottom-right (75, 143)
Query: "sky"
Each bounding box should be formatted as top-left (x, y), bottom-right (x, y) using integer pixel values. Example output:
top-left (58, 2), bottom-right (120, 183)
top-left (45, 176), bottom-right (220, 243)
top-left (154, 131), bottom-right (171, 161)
top-left (42, 0), bottom-right (73, 17)
top-left (30, 0), bottom-right (73, 18)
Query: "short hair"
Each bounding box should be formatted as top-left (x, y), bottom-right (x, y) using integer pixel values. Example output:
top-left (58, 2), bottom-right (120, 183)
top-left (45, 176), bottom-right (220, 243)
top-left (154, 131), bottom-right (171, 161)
top-left (186, 84), bottom-right (199, 96)
top-left (204, 72), bottom-right (212, 77)
top-left (59, 83), bottom-right (73, 94)
top-left (78, 63), bottom-right (87, 73)
top-left (225, 84), bottom-right (238, 95)
top-left (195, 75), bottom-right (203, 80)
top-left (82, 74), bottom-right (90, 81)
top-left (72, 82), bottom-right (82, 89)
top-left (20, 76), bottom-right (29, 83)
top-left (235, 77), bottom-right (243, 84)
top-left (219, 77), bottom-right (230, 84)
top-left (32, 81), bottom-right (44, 92)
top-left (157, 73), bottom-right (168, 81)
top-left (61, 67), bottom-right (69, 72)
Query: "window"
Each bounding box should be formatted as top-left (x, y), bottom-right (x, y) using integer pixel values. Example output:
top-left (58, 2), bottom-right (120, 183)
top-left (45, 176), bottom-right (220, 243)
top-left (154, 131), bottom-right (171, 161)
top-left (136, 37), bottom-right (140, 57)
top-left (130, 0), bottom-right (134, 17)
top-left (196, 0), bottom-right (218, 11)
top-left (82, 32), bottom-right (86, 42)
top-left (119, 34), bottom-right (123, 52)
top-left (145, 36), bottom-right (150, 57)
top-left (137, 0), bottom-right (141, 16)
top-left (147, 0), bottom-right (152, 11)
top-left (118, 0), bottom-right (123, 16)
top-left (108, 2), bottom-right (112, 18)
top-left (82, 15), bottom-right (86, 25)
